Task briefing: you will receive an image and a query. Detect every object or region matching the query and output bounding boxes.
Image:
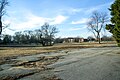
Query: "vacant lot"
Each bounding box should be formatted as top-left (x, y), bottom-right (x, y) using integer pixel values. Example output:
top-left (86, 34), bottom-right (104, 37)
top-left (0, 42), bottom-right (119, 80)
top-left (0, 42), bottom-right (117, 57)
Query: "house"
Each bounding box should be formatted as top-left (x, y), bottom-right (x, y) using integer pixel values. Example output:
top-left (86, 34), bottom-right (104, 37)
top-left (63, 37), bottom-right (84, 43)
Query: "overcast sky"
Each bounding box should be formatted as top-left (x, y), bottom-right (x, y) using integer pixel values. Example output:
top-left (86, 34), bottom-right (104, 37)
top-left (3, 0), bottom-right (114, 38)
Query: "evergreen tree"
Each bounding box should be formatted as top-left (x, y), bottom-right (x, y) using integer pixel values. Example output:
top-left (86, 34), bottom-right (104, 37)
top-left (106, 0), bottom-right (120, 46)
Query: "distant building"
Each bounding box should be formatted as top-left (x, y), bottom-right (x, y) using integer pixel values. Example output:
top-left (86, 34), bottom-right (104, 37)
top-left (63, 37), bottom-right (84, 43)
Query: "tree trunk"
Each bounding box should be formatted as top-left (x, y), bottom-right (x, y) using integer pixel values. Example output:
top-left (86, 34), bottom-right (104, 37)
top-left (41, 41), bottom-right (45, 46)
top-left (50, 36), bottom-right (52, 46)
top-left (0, 17), bottom-right (2, 35)
top-left (97, 32), bottom-right (101, 44)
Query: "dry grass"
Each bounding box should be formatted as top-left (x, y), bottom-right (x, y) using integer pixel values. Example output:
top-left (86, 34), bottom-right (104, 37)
top-left (0, 47), bottom-right (55, 58)
top-left (0, 42), bottom-right (117, 59)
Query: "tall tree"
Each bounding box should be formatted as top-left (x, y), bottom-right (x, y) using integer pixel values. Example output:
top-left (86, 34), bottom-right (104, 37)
top-left (40, 23), bottom-right (58, 46)
top-left (106, 0), bottom-right (120, 46)
top-left (0, 0), bottom-right (9, 35)
top-left (87, 11), bottom-right (108, 44)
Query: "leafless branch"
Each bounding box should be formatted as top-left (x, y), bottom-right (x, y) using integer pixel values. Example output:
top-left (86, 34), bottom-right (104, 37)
top-left (87, 11), bottom-right (108, 43)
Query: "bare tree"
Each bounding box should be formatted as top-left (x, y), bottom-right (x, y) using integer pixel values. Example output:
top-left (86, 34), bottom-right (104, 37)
top-left (87, 11), bottom-right (108, 44)
top-left (40, 23), bottom-right (58, 46)
top-left (0, 0), bottom-right (9, 35)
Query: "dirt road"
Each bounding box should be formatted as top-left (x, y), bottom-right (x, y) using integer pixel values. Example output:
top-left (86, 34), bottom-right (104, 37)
top-left (0, 46), bottom-right (120, 80)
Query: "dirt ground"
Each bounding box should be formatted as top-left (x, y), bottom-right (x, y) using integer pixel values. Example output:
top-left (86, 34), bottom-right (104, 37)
top-left (0, 42), bottom-right (119, 80)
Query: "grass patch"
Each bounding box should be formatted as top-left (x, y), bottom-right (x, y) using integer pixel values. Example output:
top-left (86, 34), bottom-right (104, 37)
top-left (0, 42), bottom-right (117, 59)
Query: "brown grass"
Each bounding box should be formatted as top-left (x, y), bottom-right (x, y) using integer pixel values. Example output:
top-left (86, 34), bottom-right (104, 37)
top-left (0, 42), bottom-right (117, 59)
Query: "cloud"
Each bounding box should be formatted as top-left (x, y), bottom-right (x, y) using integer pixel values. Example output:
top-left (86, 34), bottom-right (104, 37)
top-left (71, 2), bottom-right (112, 25)
top-left (66, 1), bottom-right (113, 16)
top-left (66, 8), bottom-right (82, 15)
top-left (71, 18), bottom-right (89, 24)
top-left (26, 14), bottom-right (68, 26)
top-left (50, 15), bottom-right (68, 25)
top-left (70, 8), bottom-right (82, 13)
top-left (85, 7), bottom-right (98, 14)
top-left (4, 12), bottom-right (68, 34)
top-left (9, 15), bottom-right (45, 31)
top-left (85, 2), bottom-right (113, 14)
top-left (69, 26), bottom-right (87, 31)
top-left (58, 8), bottom-right (83, 15)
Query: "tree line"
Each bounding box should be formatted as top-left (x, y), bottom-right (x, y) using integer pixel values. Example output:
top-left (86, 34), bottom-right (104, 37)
top-left (0, 33), bottom-right (114, 46)
top-left (0, 23), bottom-right (58, 46)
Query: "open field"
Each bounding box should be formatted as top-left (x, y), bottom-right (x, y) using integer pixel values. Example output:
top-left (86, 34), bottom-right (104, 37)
top-left (0, 42), bottom-right (117, 59)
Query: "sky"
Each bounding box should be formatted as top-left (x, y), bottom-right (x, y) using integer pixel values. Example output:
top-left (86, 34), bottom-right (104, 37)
top-left (3, 0), bottom-right (114, 38)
